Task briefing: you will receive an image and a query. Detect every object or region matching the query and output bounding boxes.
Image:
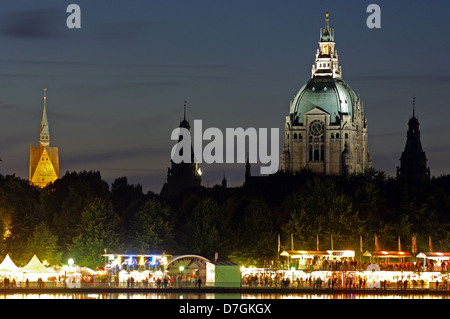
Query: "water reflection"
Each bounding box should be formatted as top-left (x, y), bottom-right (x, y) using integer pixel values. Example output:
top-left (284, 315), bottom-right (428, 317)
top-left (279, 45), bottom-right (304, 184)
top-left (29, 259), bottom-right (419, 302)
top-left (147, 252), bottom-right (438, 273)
top-left (0, 293), bottom-right (448, 299)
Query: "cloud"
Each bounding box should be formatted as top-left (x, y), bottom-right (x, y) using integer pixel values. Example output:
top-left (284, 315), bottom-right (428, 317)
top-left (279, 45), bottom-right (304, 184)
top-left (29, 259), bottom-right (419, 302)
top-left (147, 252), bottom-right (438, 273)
top-left (62, 146), bottom-right (168, 166)
top-left (347, 74), bottom-right (450, 84)
top-left (0, 58), bottom-right (238, 71)
top-left (0, 9), bottom-right (63, 39)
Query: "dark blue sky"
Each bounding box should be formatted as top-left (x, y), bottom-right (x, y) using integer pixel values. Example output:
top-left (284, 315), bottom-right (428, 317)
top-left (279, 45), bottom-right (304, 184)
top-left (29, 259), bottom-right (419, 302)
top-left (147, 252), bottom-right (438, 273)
top-left (0, 0), bottom-right (449, 193)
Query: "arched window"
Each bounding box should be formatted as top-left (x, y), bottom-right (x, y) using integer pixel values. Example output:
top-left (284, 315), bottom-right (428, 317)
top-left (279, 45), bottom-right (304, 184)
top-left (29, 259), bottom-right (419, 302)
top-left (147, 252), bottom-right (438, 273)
top-left (345, 133), bottom-right (349, 139)
top-left (331, 133), bottom-right (334, 139)
top-left (314, 149), bottom-right (319, 161)
top-left (321, 145), bottom-right (324, 161)
top-left (336, 133), bottom-right (340, 139)
top-left (309, 145), bottom-right (313, 161)
top-left (294, 133), bottom-right (297, 140)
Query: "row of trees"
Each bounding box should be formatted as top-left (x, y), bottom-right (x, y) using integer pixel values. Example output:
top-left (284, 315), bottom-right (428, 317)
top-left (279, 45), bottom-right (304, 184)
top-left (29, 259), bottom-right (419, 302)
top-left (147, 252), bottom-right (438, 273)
top-left (0, 169), bottom-right (449, 269)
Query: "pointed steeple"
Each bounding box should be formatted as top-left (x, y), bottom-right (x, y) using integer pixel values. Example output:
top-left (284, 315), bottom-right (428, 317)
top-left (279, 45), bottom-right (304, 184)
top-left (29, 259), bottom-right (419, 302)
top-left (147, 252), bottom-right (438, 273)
top-left (398, 97), bottom-right (430, 180)
top-left (179, 100), bottom-right (190, 130)
top-left (245, 152), bottom-right (251, 180)
top-left (40, 88), bottom-right (50, 147)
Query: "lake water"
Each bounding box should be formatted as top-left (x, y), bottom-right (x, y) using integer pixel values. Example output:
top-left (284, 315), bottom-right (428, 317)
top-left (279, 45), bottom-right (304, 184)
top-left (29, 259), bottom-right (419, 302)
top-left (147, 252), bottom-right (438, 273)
top-left (0, 292), bottom-right (448, 299)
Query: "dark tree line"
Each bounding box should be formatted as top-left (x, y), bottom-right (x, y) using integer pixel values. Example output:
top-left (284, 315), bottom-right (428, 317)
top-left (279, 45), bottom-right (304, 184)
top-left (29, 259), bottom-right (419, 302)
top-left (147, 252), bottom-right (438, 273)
top-left (0, 168), bottom-right (449, 269)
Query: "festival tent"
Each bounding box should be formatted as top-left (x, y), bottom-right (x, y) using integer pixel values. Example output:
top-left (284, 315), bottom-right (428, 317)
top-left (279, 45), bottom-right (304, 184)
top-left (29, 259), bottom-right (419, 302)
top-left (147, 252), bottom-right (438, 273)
top-left (20, 254), bottom-right (56, 281)
top-left (363, 250), bottom-right (412, 263)
top-left (416, 252), bottom-right (450, 261)
top-left (0, 254), bottom-right (20, 273)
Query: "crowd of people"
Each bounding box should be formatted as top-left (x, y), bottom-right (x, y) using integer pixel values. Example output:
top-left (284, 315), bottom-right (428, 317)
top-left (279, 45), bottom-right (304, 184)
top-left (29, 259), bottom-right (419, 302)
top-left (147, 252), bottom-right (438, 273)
top-left (242, 271), bottom-right (450, 290)
top-left (288, 257), bottom-right (449, 272)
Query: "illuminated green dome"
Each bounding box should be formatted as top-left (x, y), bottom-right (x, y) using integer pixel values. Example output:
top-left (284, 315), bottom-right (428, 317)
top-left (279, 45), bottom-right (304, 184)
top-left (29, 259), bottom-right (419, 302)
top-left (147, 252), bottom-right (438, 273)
top-left (290, 76), bottom-right (357, 125)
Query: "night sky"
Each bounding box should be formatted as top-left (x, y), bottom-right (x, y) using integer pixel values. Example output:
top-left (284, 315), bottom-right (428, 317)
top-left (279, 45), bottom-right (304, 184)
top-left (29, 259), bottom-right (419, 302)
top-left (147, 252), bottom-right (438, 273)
top-left (0, 0), bottom-right (449, 193)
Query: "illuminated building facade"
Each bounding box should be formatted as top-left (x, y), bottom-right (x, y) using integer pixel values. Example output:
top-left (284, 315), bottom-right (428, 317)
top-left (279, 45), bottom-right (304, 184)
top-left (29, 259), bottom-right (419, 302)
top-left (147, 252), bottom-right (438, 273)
top-left (29, 89), bottom-right (59, 187)
top-left (280, 12), bottom-right (372, 176)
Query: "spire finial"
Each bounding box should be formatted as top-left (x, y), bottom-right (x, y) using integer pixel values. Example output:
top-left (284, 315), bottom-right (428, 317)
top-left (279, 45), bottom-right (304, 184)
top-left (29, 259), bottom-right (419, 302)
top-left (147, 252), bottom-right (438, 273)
top-left (412, 96), bottom-right (416, 118)
top-left (183, 100), bottom-right (187, 121)
top-left (40, 88), bottom-right (50, 146)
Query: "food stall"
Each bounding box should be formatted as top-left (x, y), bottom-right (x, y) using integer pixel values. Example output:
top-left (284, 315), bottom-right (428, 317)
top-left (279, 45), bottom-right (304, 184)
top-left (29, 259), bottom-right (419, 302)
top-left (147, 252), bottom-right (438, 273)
top-left (363, 250), bottom-right (412, 264)
top-left (416, 252), bottom-right (450, 271)
top-left (280, 250), bottom-right (329, 270)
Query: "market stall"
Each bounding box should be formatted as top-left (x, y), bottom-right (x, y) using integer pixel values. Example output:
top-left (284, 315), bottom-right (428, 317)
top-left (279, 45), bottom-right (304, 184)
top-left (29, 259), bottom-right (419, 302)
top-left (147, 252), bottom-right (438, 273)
top-left (20, 254), bottom-right (56, 283)
top-left (0, 254), bottom-right (21, 286)
top-left (363, 250), bottom-right (412, 264)
top-left (280, 250), bottom-right (329, 270)
top-left (0, 254), bottom-right (20, 273)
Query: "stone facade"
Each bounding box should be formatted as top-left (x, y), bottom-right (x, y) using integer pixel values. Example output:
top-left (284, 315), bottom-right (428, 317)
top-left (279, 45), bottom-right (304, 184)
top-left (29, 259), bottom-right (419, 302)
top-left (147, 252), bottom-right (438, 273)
top-left (280, 12), bottom-right (371, 176)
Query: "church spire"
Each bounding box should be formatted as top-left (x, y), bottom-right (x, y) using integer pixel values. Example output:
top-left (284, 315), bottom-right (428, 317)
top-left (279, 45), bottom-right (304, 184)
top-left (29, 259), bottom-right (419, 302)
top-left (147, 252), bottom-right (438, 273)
top-left (397, 97), bottom-right (430, 181)
top-left (40, 88), bottom-right (50, 147)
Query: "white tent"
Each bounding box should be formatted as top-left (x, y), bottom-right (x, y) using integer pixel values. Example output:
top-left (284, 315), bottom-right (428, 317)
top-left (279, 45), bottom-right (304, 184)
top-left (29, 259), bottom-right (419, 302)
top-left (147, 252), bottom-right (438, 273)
top-left (0, 254), bottom-right (20, 273)
top-left (20, 255), bottom-right (56, 282)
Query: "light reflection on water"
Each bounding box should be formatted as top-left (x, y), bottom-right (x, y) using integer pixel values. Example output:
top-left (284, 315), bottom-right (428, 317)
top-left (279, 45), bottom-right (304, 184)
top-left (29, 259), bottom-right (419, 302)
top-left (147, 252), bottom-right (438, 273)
top-left (0, 293), bottom-right (448, 299)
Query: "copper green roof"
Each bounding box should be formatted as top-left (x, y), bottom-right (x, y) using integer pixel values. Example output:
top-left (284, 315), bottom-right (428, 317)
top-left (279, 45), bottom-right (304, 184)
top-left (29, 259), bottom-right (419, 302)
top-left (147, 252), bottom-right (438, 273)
top-left (290, 76), bottom-right (357, 125)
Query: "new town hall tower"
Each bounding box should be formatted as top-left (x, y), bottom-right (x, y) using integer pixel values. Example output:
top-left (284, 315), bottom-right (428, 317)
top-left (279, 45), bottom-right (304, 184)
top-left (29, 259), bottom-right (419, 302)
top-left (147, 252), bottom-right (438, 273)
top-left (280, 13), bottom-right (371, 176)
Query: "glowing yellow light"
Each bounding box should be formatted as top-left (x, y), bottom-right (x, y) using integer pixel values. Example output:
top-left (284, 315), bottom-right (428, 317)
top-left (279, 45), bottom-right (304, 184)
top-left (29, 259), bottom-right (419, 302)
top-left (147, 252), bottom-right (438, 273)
top-left (381, 251), bottom-right (388, 255)
top-left (436, 252), bottom-right (443, 256)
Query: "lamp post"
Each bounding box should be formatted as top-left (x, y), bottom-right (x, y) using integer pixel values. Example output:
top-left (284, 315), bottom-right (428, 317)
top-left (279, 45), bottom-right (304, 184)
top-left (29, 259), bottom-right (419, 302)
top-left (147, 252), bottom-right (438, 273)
top-left (104, 248), bottom-right (108, 286)
top-left (179, 266), bottom-right (185, 288)
top-left (65, 258), bottom-right (74, 289)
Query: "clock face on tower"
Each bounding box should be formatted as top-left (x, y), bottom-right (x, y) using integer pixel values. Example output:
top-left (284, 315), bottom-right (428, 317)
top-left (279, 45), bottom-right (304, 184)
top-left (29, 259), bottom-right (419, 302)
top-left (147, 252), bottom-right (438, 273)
top-left (39, 162), bottom-right (53, 176)
top-left (310, 120), bottom-right (324, 136)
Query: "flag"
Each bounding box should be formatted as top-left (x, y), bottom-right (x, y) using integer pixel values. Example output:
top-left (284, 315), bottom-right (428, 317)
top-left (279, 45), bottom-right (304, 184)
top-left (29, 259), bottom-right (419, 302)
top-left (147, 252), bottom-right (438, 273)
top-left (278, 233), bottom-right (280, 254)
top-left (375, 234), bottom-right (380, 251)
top-left (316, 233), bottom-right (320, 251)
top-left (429, 236), bottom-right (433, 252)
top-left (398, 236), bottom-right (401, 251)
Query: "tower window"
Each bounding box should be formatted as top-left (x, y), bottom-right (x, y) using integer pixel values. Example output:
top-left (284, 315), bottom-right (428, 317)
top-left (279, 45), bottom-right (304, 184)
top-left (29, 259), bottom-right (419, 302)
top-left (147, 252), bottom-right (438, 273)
top-left (345, 133), bottom-right (348, 139)
top-left (336, 133), bottom-right (340, 139)
top-left (331, 133), bottom-right (334, 139)
top-left (314, 149), bottom-right (319, 161)
top-left (309, 146), bottom-right (313, 161)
